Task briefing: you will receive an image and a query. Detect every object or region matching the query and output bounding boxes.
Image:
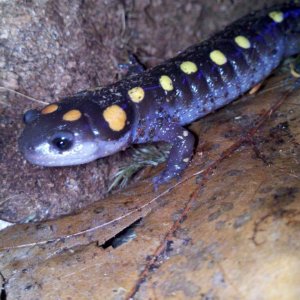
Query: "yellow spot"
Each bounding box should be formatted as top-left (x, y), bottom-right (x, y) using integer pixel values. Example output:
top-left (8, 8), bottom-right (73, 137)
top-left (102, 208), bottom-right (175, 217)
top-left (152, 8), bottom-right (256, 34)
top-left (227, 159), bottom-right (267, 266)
top-left (269, 11), bottom-right (284, 23)
top-left (63, 109), bottom-right (82, 122)
top-left (103, 105), bottom-right (127, 131)
top-left (210, 50), bottom-right (227, 66)
top-left (159, 75), bottom-right (174, 91)
top-left (183, 157), bottom-right (189, 163)
top-left (234, 36), bottom-right (251, 49)
top-left (180, 61), bottom-right (198, 74)
top-left (41, 104), bottom-right (58, 115)
top-left (128, 87), bottom-right (145, 103)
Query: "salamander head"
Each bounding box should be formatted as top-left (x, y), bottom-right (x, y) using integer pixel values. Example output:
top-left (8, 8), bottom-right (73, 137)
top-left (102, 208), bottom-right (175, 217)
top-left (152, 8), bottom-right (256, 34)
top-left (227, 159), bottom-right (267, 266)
top-left (19, 97), bottom-right (134, 166)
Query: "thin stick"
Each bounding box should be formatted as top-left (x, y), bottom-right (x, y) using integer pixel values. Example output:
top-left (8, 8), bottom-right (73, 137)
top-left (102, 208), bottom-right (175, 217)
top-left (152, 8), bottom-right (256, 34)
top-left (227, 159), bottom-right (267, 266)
top-left (0, 87), bottom-right (49, 105)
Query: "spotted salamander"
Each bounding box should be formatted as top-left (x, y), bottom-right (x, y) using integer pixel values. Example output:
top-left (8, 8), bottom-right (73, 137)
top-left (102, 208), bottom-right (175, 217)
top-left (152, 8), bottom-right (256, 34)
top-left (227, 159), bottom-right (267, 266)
top-left (19, 3), bottom-right (300, 186)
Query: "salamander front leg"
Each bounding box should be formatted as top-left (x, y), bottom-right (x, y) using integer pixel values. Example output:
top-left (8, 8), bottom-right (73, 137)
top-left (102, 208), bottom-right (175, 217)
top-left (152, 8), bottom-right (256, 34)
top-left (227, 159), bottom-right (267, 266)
top-left (152, 124), bottom-right (195, 188)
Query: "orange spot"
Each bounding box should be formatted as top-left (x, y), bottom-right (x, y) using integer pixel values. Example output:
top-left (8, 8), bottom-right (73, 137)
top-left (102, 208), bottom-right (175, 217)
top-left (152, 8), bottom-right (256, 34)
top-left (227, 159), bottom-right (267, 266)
top-left (63, 109), bottom-right (82, 121)
top-left (103, 105), bottom-right (127, 131)
top-left (41, 104), bottom-right (58, 114)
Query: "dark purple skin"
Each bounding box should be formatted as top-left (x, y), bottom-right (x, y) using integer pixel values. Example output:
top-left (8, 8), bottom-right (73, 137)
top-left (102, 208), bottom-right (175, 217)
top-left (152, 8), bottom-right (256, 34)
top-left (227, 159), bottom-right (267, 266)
top-left (19, 3), bottom-right (300, 187)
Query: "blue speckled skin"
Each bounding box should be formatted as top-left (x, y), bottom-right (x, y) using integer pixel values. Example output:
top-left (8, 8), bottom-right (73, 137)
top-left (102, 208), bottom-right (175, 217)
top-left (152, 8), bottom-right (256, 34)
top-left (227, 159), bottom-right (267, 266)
top-left (19, 3), bottom-right (300, 186)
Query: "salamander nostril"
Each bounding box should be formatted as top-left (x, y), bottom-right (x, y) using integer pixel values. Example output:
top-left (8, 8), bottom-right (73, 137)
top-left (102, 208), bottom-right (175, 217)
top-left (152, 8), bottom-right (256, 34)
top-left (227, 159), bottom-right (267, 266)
top-left (23, 109), bottom-right (39, 124)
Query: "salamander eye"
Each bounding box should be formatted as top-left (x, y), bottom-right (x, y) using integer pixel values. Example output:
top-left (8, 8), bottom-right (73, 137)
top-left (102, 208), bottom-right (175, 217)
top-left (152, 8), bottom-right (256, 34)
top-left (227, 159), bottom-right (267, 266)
top-left (51, 131), bottom-right (74, 151)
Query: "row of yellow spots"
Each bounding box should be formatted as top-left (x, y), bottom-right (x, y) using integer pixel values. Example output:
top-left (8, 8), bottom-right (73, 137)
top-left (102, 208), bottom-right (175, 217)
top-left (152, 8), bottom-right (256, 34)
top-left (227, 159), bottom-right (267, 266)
top-left (41, 103), bottom-right (128, 132)
top-left (126, 34), bottom-right (251, 103)
top-left (41, 11), bottom-right (284, 133)
top-left (127, 10), bottom-right (284, 104)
